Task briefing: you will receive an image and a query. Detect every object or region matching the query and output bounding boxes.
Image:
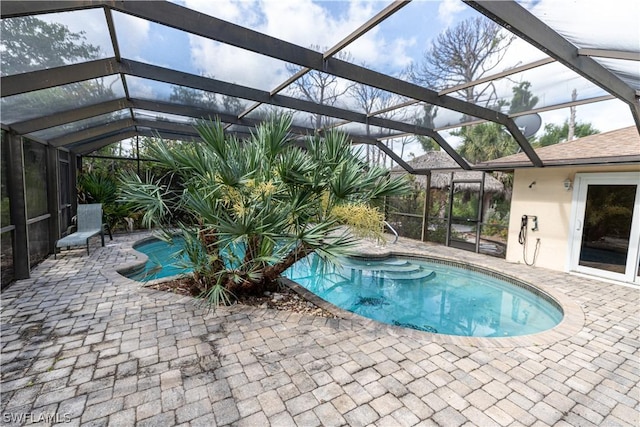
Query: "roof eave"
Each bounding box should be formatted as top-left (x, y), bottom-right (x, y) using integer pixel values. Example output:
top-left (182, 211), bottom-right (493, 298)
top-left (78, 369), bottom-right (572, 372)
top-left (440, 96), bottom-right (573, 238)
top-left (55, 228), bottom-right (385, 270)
top-left (475, 155), bottom-right (640, 171)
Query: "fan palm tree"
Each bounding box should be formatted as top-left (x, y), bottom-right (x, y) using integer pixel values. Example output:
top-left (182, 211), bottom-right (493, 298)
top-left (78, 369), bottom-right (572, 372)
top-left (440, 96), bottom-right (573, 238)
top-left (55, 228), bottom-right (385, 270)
top-left (119, 115), bottom-right (410, 306)
top-left (456, 122), bottom-right (518, 163)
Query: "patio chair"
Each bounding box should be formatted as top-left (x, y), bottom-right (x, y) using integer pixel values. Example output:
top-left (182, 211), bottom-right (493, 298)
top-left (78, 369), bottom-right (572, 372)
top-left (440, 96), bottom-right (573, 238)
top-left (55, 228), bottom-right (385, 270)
top-left (54, 204), bottom-right (106, 258)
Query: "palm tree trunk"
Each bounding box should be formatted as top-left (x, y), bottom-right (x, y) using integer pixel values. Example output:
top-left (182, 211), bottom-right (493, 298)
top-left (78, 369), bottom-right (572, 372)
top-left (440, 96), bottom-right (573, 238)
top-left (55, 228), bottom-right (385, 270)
top-left (199, 228), bottom-right (224, 273)
top-left (263, 242), bottom-right (312, 283)
top-left (244, 234), bottom-right (260, 264)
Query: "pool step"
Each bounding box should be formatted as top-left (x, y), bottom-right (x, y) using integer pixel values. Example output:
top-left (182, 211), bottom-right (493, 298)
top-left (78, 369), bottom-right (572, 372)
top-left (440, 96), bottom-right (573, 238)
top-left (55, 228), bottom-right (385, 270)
top-left (340, 259), bottom-right (421, 273)
top-left (339, 259), bottom-right (436, 282)
top-left (383, 269), bottom-right (436, 281)
top-left (381, 259), bottom-right (408, 266)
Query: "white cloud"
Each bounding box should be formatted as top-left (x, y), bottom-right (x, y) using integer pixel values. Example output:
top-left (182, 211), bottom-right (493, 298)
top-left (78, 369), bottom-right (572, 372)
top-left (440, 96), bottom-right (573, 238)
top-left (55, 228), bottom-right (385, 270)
top-left (184, 0), bottom-right (338, 92)
top-left (539, 98), bottom-right (634, 134)
top-left (494, 36), bottom-right (548, 71)
top-left (438, 0), bottom-right (465, 26)
top-left (343, 26), bottom-right (416, 72)
top-left (389, 37), bottom-right (417, 68)
top-left (112, 12), bottom-right (151, 58)
top-left (126, 77), bottom-right (156, 99)
top-left (182, 0), bottom-right (262, 28)
top-left (259, 0), bottom-right (338, 48)
top-left (183, 0), bottom-right (415, 90)
top-left (189, 37), bottom-right (288, 90)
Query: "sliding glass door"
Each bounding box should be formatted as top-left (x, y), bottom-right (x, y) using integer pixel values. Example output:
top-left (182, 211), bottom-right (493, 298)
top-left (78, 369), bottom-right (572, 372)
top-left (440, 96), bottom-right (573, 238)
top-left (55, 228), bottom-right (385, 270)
top-left (569, 172), bottom-right (640, 284)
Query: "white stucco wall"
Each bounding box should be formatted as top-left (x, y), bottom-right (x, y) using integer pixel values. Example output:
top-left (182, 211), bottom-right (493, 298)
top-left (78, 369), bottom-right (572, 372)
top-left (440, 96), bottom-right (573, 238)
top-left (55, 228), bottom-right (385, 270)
top-left (506, 164), bottom-right (640, 272)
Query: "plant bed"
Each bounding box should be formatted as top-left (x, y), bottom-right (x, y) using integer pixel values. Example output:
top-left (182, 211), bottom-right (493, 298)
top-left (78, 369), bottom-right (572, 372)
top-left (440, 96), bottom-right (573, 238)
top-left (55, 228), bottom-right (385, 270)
top-left (146, 277), bottom-right (339, 318)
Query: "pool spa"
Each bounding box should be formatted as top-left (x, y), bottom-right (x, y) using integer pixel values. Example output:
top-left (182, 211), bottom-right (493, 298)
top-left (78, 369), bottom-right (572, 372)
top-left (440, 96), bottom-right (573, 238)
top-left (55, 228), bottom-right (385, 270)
top-left (125, 237), bottom-right (563, 338)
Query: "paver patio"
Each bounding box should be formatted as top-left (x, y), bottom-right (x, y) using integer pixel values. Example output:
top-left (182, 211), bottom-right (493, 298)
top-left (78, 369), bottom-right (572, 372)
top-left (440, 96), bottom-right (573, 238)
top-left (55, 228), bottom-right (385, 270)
top-left (1, 232), bottom-right (638, 426)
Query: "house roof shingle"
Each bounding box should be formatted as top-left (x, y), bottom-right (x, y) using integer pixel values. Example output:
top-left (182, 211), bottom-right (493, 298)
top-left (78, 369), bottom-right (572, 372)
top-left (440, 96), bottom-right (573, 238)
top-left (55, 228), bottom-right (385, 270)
top-left (477, 126), bottom-right (640, 168)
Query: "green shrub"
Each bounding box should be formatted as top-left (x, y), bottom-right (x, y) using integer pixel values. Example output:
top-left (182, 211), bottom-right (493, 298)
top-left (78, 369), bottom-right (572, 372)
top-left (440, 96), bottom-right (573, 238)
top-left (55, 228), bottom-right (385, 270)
top-left (78, 171), bottom-right (134, 231)
top-left (482, 210), bottom-right (508, 239)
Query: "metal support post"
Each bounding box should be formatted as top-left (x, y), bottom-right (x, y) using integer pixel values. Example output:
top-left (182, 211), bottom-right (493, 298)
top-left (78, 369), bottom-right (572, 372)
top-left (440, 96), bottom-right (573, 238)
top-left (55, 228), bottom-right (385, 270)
top-left (421, 171), bottom-right (431, 242)
top-left (7, 133), bottom-right (30, 279)
top-left (46, 145), bottom-right (61, 254)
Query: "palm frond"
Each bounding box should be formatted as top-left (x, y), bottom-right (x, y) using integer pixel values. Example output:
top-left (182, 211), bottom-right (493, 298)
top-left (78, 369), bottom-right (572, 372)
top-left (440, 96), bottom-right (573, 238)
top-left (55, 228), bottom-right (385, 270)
top-left (277, 147), bottom-right (315, 187)
top-left (202, 282), bottom-right (235, 309)
top-left (366, 173), bottom-right (413, 200)
top-left (118, 170), bottom-right (172, 228)
top-left (330, 162), bottom-right (363, 200)
top-left (195, 118), bottom-right (227, 158)
top-left (252, 114), bottom-right (293, 159)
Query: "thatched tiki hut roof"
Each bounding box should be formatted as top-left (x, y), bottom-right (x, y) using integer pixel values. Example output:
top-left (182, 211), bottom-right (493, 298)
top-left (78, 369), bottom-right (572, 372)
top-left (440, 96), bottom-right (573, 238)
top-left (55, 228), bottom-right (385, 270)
top-left (391, 151), bottom-right (504, 193)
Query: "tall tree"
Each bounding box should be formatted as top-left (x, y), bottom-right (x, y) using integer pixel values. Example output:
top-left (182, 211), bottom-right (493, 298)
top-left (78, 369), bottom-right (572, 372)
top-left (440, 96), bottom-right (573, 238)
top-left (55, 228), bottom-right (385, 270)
top-left (411, 17), bottom-right (514, 155)
top-left (454, 81), bottom-right (539, 163)
top-left (1, 16), bottom-right (115, 142)
top-left (409, 17), bottom-right (514, 106)
top-left (397, 135), bottom-right (415, 165)
top-left (1, 16), bottom-right (100, 75)
top-left (349, 78), bottom-right (387, 164)
top-left (416, 104), bottom-right (441, 152)
top-left (509, 81), bottom-right (539, 114)
top-left (456, 122), bottom-right (517, 163)
top-left (536, 120), bottom-right (599, 147)
top-left (169, 85), bottom-right (217, 109)
top-left (348, 78), bottom-right (410, 165)
top-left (567, 88), bottom-right (578, 141)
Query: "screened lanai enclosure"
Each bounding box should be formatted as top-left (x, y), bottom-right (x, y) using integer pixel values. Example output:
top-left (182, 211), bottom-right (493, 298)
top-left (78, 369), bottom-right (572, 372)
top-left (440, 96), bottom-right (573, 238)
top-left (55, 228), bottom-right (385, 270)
top-left (1, 0), bottom-right (639, 285)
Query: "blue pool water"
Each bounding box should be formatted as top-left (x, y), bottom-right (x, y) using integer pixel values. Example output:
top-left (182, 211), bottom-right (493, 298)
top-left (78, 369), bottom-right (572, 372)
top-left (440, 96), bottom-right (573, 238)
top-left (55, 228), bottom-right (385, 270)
top-left (127, 238), bottom-right (563, 337)
top-left (126, 237), bottom-right (191, 281)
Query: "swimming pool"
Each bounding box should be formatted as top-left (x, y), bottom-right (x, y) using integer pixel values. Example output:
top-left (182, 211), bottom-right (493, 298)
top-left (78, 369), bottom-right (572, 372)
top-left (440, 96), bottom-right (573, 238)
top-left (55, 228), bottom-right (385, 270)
top-left (125, 237), bottom-right (563, 337)
top-left (125, 237), bottom-right (191, 282)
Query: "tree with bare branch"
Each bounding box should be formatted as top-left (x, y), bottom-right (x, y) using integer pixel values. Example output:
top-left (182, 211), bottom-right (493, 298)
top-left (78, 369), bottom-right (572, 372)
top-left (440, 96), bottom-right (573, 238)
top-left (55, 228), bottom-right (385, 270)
top-left (285, 46), bottom-right (354, 130)
top-left (349, 78), bottom-right (413, 166)
top-left (349, 78), bottom-right (392, 165)
top-left (409, 17), bottom-right (514, 106)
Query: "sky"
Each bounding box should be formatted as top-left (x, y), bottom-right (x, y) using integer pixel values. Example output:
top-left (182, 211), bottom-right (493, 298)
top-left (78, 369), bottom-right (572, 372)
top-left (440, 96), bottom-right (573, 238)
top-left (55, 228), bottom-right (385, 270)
top-left (31, 0), bottom-right (639, 158)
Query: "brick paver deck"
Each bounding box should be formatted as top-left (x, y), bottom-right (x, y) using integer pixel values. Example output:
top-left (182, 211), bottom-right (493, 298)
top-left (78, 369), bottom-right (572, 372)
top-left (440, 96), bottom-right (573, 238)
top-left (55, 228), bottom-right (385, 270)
top-left (1, 232), bottom-right (638, 426)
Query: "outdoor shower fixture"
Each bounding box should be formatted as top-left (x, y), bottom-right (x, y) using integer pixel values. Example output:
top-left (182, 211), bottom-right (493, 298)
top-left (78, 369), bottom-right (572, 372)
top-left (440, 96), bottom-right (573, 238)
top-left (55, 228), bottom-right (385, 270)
top-left (519, 215), bottom-right (540, 266)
